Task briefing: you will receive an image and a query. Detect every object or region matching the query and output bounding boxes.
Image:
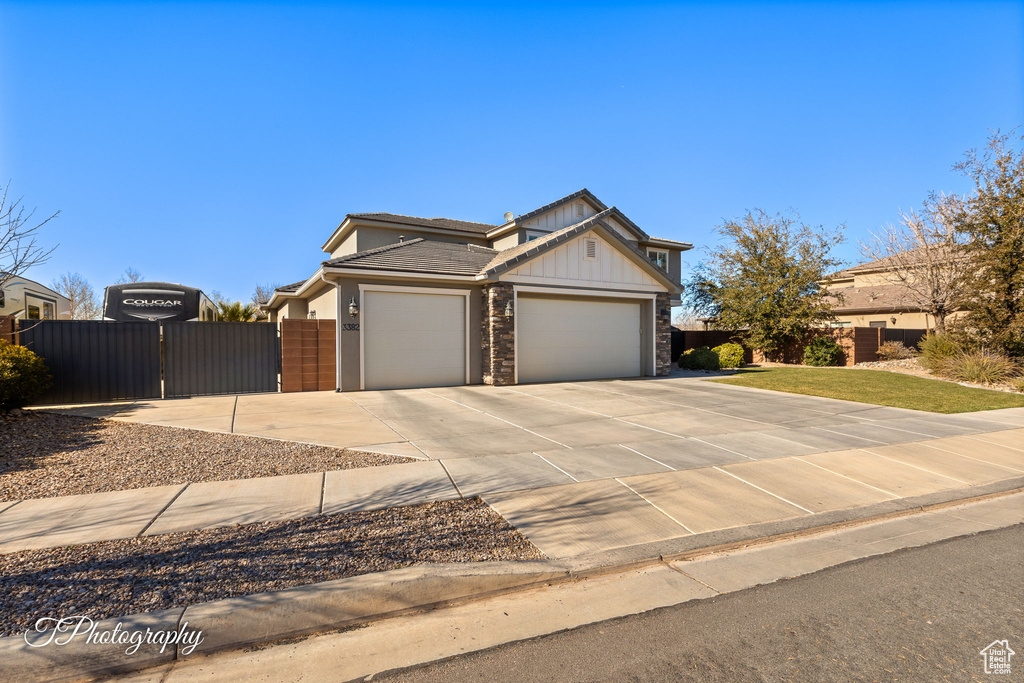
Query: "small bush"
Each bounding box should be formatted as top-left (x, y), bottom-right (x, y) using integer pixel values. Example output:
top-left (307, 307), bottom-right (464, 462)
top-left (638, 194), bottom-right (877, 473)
top-left (919, 334), bottom-right (962, 373)
top-left (679, 346), bottom-right (721, 371)
top-left (941, 350), bottom-right (1020, 385)
top-left (1014, 376), bottom-right (1024, 394)
top-left (712, 342), bottom-right (745, 369)
top-left (0, 340), bottom-right (52, 411)
top-left (876, 341), bottom-right (916, 361)
top-left (803, 336), bottom-right (844, 367)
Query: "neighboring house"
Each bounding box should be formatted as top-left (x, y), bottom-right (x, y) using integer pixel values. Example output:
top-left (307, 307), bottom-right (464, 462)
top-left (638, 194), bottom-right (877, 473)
top-left (823, 254), bottom-right (968, 330)
top-left (0, 273), bottom-right (71, 320)
top-left (265, 189), bottom-right (691, 391)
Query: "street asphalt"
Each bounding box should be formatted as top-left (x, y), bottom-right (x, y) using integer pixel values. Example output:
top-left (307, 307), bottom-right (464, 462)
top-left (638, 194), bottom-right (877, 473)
top-left (380, 524), bottom-right (1024, 683)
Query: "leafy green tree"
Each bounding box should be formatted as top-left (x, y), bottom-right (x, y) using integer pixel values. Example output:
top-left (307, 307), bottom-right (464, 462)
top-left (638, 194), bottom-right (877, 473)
top-left (216, 300), bottom-right (259, 322)
top-left (955, 131), bottom-right (1024, 356)
top-left (684, 210), bottom-right (844, 361)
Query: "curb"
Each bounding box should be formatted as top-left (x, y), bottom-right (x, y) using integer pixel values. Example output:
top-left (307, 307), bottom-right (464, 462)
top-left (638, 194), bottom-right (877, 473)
top-left (2, 479), bottom-right (1023, 683)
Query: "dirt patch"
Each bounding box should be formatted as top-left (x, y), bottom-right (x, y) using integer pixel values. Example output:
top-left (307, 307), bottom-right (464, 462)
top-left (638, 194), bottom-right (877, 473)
top-left (0, 498), bottom-right (543, 637)
top-left (0, 412), bottom-right (412, 501)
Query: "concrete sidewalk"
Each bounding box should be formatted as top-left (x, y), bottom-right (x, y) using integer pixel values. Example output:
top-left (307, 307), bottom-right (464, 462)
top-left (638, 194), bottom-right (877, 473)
top-left (107, 491), bottom-right (1024, 683)
top-left (1, 426), bottom-right (1022, 555)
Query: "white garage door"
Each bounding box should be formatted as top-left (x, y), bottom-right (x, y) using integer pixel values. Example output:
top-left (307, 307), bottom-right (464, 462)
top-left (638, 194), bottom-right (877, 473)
top-left (363, 290), bottom-right (467, 390)
top-left (517, 296), bottom-right (643, 383)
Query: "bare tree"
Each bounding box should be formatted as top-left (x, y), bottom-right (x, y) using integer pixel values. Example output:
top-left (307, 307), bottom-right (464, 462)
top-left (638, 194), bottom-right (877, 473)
top-left (672, 309), bottom-right (705, 330)
top-left (860, 193), bottom-right (970, 333)
top-left (252, 283), bottom-right (279, 306)
top-left (0, 182), bottom-right (59, 289)
top-left (52, 272), bottom-right (102, 320)
top-left (207, 289), bottom-right (229, 307)
top-left (115, 267), bottom-right (144, 284)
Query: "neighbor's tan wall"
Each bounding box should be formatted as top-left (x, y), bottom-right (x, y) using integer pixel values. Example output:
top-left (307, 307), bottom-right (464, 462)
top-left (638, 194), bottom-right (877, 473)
top-left (833, 310), bottom-right (969, 330)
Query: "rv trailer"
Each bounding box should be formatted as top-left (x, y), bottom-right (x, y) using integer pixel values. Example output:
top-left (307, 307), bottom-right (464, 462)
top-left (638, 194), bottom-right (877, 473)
top-left (102, 282), bottom-right (218, 322)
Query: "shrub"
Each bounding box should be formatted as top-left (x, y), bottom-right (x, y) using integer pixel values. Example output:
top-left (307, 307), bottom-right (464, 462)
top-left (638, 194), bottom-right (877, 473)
top-left (712, 342), bottom-right (745, 369)
top-left (918, 334), bottom-right (963, 373)
top-left (876, 341), bottom-right (916, 361)
top-left (941, 350), bottom-right (1020, 385)
top-left (0, 340), bottom-right (52, 411)
top-left (1014, 376), bottom-right (1024, 394)
top-left (803, 336), bottom-right (843, 366)
top-left (678, 346), bottom-right (721, 371)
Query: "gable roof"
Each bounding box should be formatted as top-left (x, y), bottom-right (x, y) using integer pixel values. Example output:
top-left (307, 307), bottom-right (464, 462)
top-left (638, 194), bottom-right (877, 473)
top-left (480, 208), bottom-right (680, 291)
top-left (323, 238), bottom-right (497, 276)
top-left (346, 213), bottom-right (497, 235)
top-left (493, 189), bottom-right (651, 241)
top-left (512, 188), bottom-right (609, 225)
top-left (830, 246), bottom-right (961, 279)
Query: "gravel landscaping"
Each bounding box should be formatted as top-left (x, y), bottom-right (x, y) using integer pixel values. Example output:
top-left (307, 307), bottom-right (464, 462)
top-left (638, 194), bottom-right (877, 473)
top-left (854, 358), bottom-right (1024, 394)
top-left (0, 412), bottom-right (412, 501)
top-left (0, 498), bottom-right (543, 637)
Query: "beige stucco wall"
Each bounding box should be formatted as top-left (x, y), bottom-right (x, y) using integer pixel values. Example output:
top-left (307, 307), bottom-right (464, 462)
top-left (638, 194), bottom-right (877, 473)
top-left (832, 310), bottom-right (969, 329)
top-left (306, 284), bottom-right (337, 321)
top-left (328, 226), bottom-right (490, 259)
top-left (277, 298), bottom-right (308, 320)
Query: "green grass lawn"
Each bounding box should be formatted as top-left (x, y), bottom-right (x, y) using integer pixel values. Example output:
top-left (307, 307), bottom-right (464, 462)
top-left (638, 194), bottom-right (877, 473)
top-left (710, 367), bottom-right (1024, 414)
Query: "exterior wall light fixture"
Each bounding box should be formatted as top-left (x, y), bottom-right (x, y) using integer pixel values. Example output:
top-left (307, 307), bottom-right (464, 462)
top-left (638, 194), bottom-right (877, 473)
top-left (504, 301), bottom-right (514, 317)
top-left (348, 297), bottom-right (359, 318)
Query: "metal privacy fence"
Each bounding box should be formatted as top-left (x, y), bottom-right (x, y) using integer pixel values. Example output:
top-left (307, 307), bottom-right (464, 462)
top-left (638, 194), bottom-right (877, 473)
top-left (163, 322), bottom-right (279, 398)
top-left (17, 320), bottom-right (280, 404)
top-left (18, 321), bottom-right (162, 404)
top-left (883, 328), bottom-right (928, 349)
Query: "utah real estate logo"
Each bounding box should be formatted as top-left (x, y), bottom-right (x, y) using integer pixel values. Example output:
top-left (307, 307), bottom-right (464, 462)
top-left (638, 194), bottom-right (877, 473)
top-left (980, 640), bottom-right (1015, 675)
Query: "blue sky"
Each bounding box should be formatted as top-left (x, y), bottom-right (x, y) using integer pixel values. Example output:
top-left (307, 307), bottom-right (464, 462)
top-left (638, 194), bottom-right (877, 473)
top-left (1, 1), bottom-right (1021, 304)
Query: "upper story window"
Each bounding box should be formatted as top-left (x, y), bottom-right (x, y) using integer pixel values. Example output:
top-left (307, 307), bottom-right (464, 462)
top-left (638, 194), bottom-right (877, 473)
top-left (525, 230), bottom-right (548, 242)
top-left (648, 249), bottom-right (669, 271)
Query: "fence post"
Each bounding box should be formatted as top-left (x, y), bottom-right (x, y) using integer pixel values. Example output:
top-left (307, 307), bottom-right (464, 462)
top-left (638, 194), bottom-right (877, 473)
top-left (0, 315), bottom-right (16, 345)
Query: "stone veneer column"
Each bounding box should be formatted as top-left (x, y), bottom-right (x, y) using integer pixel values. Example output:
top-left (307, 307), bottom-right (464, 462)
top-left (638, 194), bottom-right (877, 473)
top-left (482, 283), bottom-right (516, 385)
top-left (656, 292), bottom-right (672, 376)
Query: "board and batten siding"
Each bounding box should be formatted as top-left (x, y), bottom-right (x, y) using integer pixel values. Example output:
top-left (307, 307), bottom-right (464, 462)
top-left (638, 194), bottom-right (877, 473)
top-left (500, 233), bottom-right (666, 292)
top-left (522, 202), bottom-right (637, 242)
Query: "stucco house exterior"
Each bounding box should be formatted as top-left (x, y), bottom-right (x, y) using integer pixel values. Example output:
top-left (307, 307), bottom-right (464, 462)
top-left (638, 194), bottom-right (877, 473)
top-left (0, 273), bottom-right (71, 321)
top-left (265, 189), bottom-right (691, 391)
top-left (824, 254), bottom-right (968, 330)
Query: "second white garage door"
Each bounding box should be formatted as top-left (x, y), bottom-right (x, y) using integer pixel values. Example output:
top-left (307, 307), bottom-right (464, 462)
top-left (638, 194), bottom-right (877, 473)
top-left (362, 289), bottom-right (467, 391)
top-left (517, 296), bottom-right (643, 383)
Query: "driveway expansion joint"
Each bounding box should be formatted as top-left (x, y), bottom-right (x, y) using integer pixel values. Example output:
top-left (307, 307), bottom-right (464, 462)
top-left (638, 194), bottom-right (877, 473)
top-left (137, 484), bottom-right (190, 537)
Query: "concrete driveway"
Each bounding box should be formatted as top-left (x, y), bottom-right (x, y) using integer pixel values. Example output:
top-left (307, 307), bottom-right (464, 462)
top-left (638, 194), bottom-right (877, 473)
top-left (36, 377), bottom-right (1024, 558)
top-left (51, 375), bottom-right (1023, 464)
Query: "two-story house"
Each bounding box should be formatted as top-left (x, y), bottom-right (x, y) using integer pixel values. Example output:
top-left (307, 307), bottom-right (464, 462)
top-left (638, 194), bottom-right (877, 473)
top-left (824, 252), bottom-right (969, 330)
top-left (264, 189), bottom-right (691, 391)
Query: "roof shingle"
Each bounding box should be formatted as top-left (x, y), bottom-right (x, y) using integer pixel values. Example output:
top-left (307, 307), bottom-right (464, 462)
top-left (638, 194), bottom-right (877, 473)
top-left (348, 213), bottom-right (497, 235)
top-left (323, 238), bottom-right (497, 276)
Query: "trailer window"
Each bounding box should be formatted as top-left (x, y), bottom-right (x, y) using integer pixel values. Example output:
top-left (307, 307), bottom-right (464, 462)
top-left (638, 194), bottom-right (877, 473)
top-left (27, 304), bottom-right (40, 319)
